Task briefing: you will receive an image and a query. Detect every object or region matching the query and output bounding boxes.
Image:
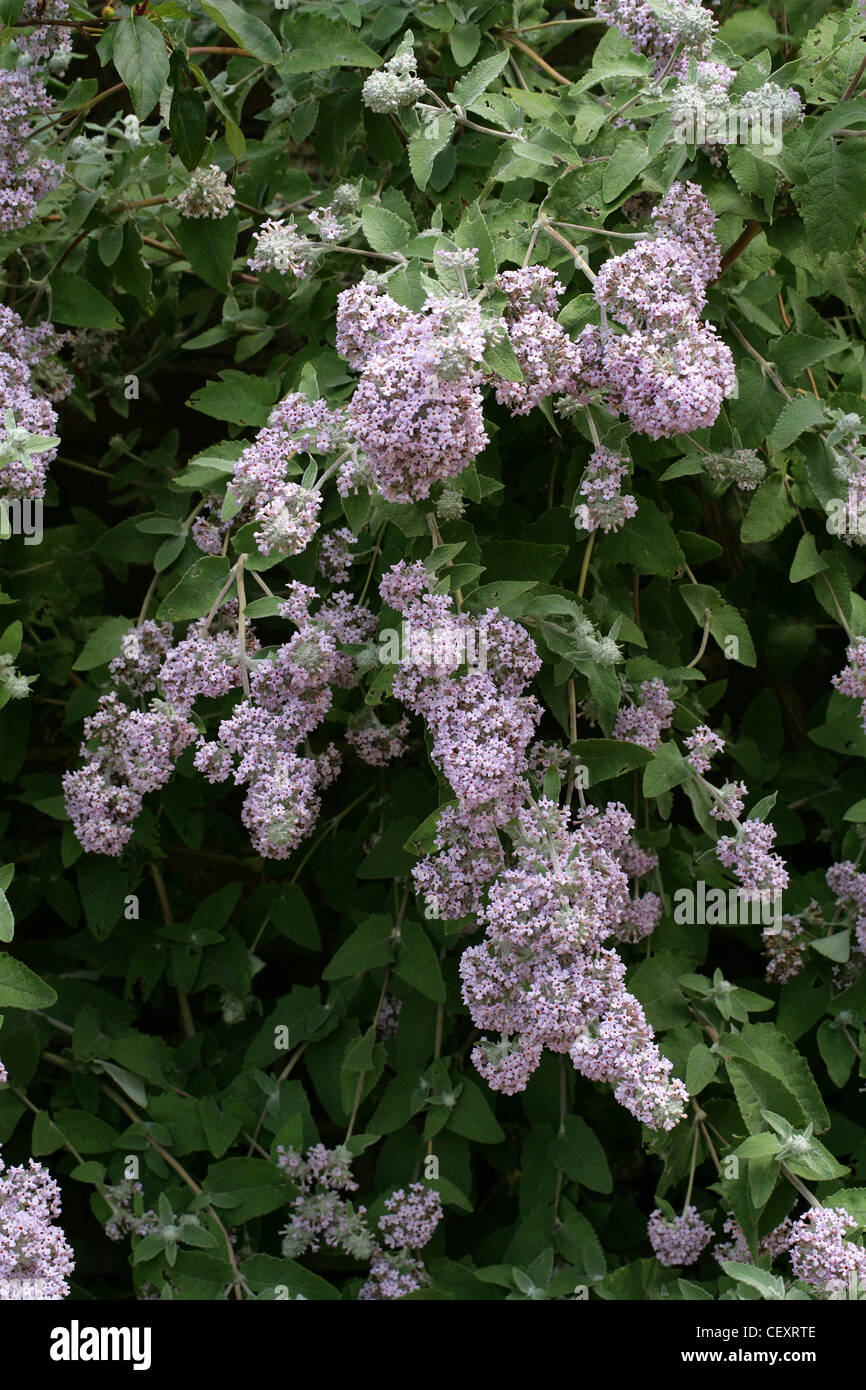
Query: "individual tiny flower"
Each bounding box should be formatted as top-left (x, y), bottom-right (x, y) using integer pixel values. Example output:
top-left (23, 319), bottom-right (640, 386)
top-left (173, 165), bottom-right (235, 219)
top-left (121, 113), bottom-right (141, 146)
top-left (648, 1206), bottom-right (713, 1267)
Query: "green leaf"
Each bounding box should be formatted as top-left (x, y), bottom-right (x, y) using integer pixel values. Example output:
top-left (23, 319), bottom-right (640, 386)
top-left (198, 0), bottom-right (281, 64)
top-left (791, 139), bottom-right (866, 255)
top-left (685, 1043), bottom-right (719, 1096)
top-left (770, 395), bottom-right (826, 450)
top-left (768, 333), bottom-right (847, 378)
top-left (72, 616), bottom-right (132, 671)
top-left (550, 1116), bottom-right (612, 1193)
top-left (600, 498), bottom-right (684, 577)
top-left (452, 51), bottom-right (510, 108)
top-left (810, 929), bottom-right (850, 963)
top-left (721, 1262), bottom-right (786, 1300)
top-left (570, 737), bottom-right (652, 785)
top-left (449, 23), bottom-right (481, 66)
top-left (482, 331), bottom-right (524, 382)
top-left (175, 213), bottom-right (238, 292)
top-left (0, 955), bottom-right (56, 1010)
top-left (740, 476), bottom-right (795, 544)
top-left (169, 86), bottom-right (207, 171)
top-left (203, 1159), bottom-right (289, 1225)
top-left (113, 16), bottom-right (170, 120)
top-left (50, 272), bottom-right (121, 331)
top-left (602, 135), bottom-right (650, 202)
top-left (361, 205), bottom-right (411, 255)
top-left (789, 534), bottom-right (828, 583)
top-left (409, 114), bottom-right (456, 190)
top-left (394, 920), bottom-right (445, 1002)
top-left (187, 370), bottom-right (280, 427)
top-left (448, 1077), bottom-right (504, 1143)
top-left (281, 13), bottom-right (380, 72)
top-left (679, 583), bottom-right (756, 667)
top-left (0, 887), bottom-right (13, 943)
top-left (322, 915), bottom-right (394, 980)
top-left (643, 741), bottom-right (690, 798)
top-left (157, 556), bottom-right (231, 622)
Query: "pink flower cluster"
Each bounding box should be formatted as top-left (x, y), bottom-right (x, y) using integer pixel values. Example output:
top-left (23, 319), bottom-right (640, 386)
top-left (647, 1206), bottom-right (713, 1266)
top-left (787, 1207), bottom-right (866, 1292)
top-left (712, 1213), bottom-right (793, 1265)
top-left (716, 818), bottom-right (789, 897)
top-left (0, 1151), bottom-right (75, 1299)
top-left (346, 713), bottom-right (410, 767)
top-left (684, 724), bottom-right (724, 774)
top-left (575, 446), bottom-right (638, 533)
top-left (193, 585), bottom-right (374, 858)
top-left (384, 562), bottom-right (542, 823)
top-left (66, 584), bottom-right (377, 858)
top-left (709, 780), bottom-right (746, 822)
top-left (227, 392), bottom-right (344, 557)
top-left (63, 693), bottom-right (198, 856)
top-left (276, 1145), bottom-right (442, 1300)
top-left (492, 267), bottom-right (583, 415)
top-left (832, 641), bottom-right (866, 733)
top-left (579, 183), bottom-right (735, 438)
top-left (318, 526), bottom-right (357, 582)
top-left (0, 69), bottom-right (60, 234)
top-left (0, 305), bottom-right (68, 501)
top-left (826, 860), bottom-right (866, 956)
top-left (360, 1185), bottom-right (443, 1300)
top-left (381, 563), bottom-right (683, 1126)
top-left (102, 1181), bottom-right (158, 1243)
top-left (339, 282), bottom-right (488, 502)
top-left (612, 677), bottom-right (674, 751)
top-left (596, 0), bottom-right (716, 78)
top-left (461, 797), bottom-right (687, 1127)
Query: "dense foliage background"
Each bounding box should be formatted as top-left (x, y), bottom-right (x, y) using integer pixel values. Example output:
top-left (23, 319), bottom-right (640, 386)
top-left (1, 0), bottom-right (866, 1304)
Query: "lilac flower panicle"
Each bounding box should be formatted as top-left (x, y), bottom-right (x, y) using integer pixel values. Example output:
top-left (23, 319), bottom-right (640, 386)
top-left (172, 165), bottom-right (235, 219)
top-left (0, 1152), bottom-right (75, 1299)
top-left (833, 641), bottom-right (866, 734)
top-left (684, 724), bottom-right (724, 774)
top-left (575, 446), bottom-right (637, 533)
top-left (612, 678), bottom-right (674, 751)
top-left (716, 818), bottom-right (789, 897)
top-left (648, 1206), bottom-right (713, 1266)
top-left (788, 1207), bottom-right (866, 1291)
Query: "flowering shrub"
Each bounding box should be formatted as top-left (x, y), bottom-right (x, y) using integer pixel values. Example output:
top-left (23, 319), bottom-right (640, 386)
top-left (0, 0), bottom-right (865, 1308)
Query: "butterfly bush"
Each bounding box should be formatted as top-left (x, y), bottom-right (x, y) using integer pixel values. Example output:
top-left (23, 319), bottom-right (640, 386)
top-left (5, 0), bottom-right (866, 1312)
